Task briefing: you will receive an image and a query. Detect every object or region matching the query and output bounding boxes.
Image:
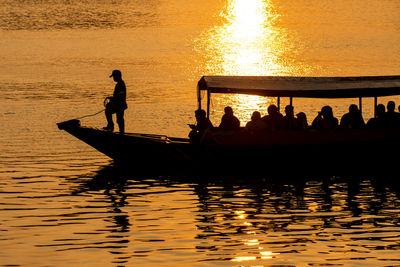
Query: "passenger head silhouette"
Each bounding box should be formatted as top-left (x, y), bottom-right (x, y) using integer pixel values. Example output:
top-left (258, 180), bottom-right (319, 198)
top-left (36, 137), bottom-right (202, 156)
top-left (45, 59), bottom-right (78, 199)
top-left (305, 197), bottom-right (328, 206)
top-left (349, 104), bottom-right (358, 114)
top-left (285, 105), bottom-right (294, 117)
top-left (376, 104), bottom-right (385, 117)
top-left (387, 101), bottom-right (395, 113)
top-left (321, 105), bottom-right (333, 118)
top-left (267, 104), bottom-right (278, 115)
top-left (224, 106), bottom-right (233, 115)
top-left (251, 111), bottom-right (261, 120)
top-left (297, 112), bottom-right (307, 121)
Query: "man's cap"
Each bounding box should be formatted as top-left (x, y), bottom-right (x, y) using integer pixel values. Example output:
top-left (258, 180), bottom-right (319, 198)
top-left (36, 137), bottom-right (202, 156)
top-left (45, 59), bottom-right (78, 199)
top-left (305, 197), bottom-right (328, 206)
top-left (109, 69), bottom-right (122, 78)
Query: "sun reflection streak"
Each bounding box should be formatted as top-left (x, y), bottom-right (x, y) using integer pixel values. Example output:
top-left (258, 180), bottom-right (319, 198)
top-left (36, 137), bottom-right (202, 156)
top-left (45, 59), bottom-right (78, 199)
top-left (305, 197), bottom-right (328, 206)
top-left (231, 256), bottom-right (257, 262)
top-left (230, 209), bottom-right (281, 263)
top-left (235, 210), bottom-right (246, 219)
top-left (231, 250), bottom-right (280, 262)
top-left (202, 0), bottom-right (283, 122)
top-left (207, 0), bottom-right (280, 76)
top-left (260, 251), bottom-right (280, 257)
top-left (243, 239), bottom-right (259, 246)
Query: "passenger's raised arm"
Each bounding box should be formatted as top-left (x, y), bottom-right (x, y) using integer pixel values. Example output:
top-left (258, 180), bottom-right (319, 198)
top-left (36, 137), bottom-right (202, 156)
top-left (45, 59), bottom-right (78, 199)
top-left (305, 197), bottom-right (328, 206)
top-left (312, 105), bottom-right (338, 130)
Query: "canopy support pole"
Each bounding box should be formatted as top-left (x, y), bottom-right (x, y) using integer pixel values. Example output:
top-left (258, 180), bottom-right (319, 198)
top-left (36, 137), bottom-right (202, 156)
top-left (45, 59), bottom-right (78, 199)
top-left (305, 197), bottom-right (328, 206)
top-left (290, 97), bottom-right (293, 106)
top-left (197, 85), bottom-right (201, 110)
top-left (359, 97), bottom-right (362, 114)
top-left (277, 97), bottom-right (280, 112)
top-left (206, 90), bottom-right (211, 120)
top-left (374, 97), bottom-right (378, 118)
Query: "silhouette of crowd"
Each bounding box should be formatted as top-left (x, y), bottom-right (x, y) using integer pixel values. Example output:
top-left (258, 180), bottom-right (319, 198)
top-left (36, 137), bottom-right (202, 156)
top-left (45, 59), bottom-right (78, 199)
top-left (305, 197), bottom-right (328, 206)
top-left (189, 101), bottom-right (400, 143)
top-left (366, 101), bottom-right (400, 128)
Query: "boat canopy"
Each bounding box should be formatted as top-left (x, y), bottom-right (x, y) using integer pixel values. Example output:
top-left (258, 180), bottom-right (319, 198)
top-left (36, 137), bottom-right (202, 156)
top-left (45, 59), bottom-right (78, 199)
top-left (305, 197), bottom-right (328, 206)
top-left (198, 75), bottom-right (400, 98)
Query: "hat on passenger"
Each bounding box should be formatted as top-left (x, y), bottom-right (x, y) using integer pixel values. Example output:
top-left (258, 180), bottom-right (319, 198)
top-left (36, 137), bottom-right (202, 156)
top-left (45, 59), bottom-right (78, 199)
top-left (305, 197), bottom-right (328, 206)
top-left (109, 69), bottom-right (121, 78)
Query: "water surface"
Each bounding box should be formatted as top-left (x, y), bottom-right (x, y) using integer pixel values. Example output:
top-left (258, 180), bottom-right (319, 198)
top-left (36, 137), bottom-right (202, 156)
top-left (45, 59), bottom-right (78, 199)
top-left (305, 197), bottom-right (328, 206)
top-left (1, 0), bottom-right (400, 265)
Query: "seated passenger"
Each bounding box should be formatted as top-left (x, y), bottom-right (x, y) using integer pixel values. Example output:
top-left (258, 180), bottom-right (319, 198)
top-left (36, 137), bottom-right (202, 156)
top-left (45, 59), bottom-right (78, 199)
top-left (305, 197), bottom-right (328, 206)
top-left (311, 105), bottom-right (338, 130)
top-left (340, 104), bottom-right (365, 129)
top-left (262, 104), bottom-right (283, 131)
top-left (188, 109), bottom-right (213, 143)
top-left (296, 112), bottom-right (309, 130)
top-left (245, 111), bottom-right (267, 132)
top-left (219, 106), bottom-right (240, 131)
top-left (384, 101), bottom-right (400, 127)
top-left (366, 104), bottom-right (385, 128)
top-left (281, 105), bottom-right (299, 130)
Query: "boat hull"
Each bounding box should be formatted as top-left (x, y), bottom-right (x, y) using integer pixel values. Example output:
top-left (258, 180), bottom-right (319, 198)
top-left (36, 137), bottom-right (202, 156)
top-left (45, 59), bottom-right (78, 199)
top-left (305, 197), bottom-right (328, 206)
top-left (58, 120), bottom-right (400, 174)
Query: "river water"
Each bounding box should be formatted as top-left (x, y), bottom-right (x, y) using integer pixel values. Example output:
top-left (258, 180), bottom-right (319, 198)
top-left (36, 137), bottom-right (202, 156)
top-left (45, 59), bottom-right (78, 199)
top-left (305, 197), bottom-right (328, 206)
top-left (1, 0), bottom-right (400, 266)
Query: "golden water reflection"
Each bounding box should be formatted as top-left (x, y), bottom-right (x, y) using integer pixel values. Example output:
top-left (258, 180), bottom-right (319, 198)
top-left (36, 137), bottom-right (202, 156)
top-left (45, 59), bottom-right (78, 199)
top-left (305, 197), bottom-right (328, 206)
top-left (200, 0), bottom-right (382, 125)
top-left (205, 0), bottom-right (281, 76)
top-left (202, 0), bottom-right (288, 123)
top-left (232, 209), bottom-right (281, 263)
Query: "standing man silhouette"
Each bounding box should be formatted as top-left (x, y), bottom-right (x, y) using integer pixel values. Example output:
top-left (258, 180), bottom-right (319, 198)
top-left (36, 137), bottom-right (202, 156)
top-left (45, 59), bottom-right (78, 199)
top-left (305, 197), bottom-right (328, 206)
top-left (104, 70), bottom-right (127, 133)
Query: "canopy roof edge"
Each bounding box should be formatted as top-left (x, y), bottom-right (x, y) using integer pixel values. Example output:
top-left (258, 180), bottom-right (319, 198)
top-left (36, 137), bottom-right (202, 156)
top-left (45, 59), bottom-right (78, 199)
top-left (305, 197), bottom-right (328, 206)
top-left (197, 75), bottom-right (400, 98)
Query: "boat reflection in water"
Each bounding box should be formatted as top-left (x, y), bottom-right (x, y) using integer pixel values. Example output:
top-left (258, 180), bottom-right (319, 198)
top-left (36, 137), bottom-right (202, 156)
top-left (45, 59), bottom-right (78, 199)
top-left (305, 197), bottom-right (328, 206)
top-left (69, 165), bottom-right (400, 265)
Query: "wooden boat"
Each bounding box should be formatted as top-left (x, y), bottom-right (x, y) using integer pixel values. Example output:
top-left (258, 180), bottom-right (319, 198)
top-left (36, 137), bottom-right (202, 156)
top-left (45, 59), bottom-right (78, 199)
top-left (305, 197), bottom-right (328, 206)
top-left (58, 75), bottom-right (400, 173)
